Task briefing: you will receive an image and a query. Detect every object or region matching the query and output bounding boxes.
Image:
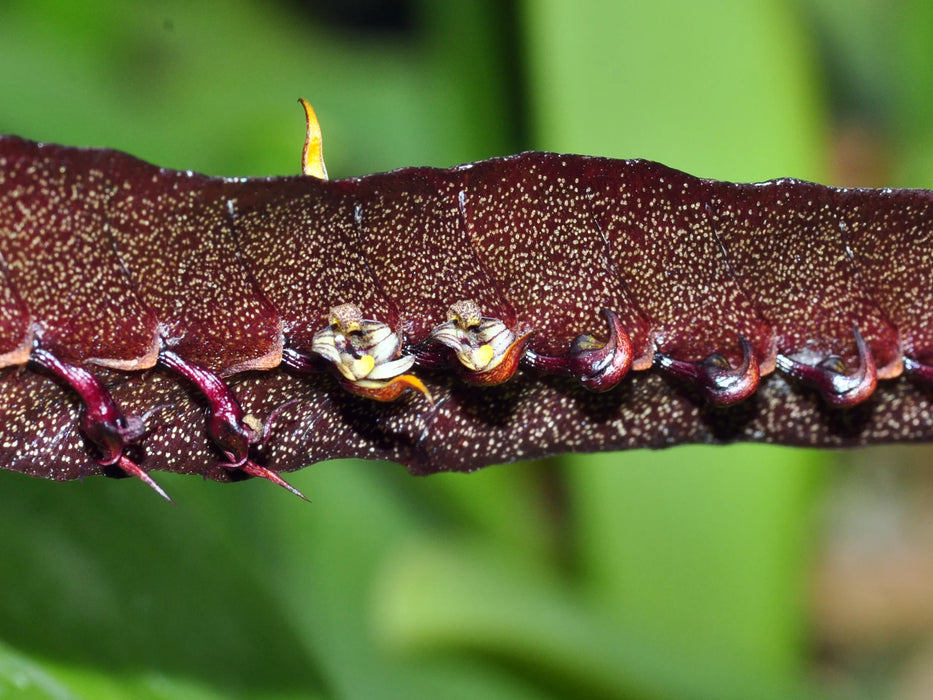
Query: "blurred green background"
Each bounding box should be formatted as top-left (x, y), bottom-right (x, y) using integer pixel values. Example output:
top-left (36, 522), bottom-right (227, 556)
top-left (1, 1), bottom-right (932, 698)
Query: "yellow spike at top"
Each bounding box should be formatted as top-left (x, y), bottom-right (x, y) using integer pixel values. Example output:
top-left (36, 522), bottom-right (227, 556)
top-left (299, 98), bottom-right (328, 180)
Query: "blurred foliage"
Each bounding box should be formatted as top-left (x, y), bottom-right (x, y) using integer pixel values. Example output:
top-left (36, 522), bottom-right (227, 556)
top-left (0, 1), bottom-right (931, 698)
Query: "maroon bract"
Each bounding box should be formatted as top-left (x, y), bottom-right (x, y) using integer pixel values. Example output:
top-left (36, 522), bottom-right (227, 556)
top-left (1, 107), bottom-right (933, 500)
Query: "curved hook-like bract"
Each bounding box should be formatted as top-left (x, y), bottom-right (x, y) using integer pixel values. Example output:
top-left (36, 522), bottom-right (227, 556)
top-left (0, 111), bottom-right (932, 498)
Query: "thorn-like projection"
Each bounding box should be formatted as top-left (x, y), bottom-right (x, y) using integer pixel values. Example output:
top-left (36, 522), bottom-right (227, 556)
top-left (655, 336), bottom-right (760, 406)
top-left (239, 461), bottom-right (308, 501)
top-left (30, 347), bottom-right (171, 501)
top-left (775, 326), bottom-right (878, 407)
top-left (525, 309), bottom-right (633, 391)
top-left (430, 300), bottom-right (532, 385)
top-left (159, 350), bottom-right (307, 499)
top-left (311, 303), bottom-right (432, 403)
top-left (115, 454), bottom-right (173, 504)
top-left (298, 98), bottom-right (328, 180)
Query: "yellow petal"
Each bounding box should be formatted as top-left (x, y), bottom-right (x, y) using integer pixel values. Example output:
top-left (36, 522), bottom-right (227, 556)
top-left (474, 344), bottom-right (495, 369)
top-left (350, 354), bottom-right (376, 379)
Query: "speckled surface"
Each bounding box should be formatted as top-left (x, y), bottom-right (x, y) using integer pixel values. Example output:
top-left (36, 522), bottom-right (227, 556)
top-left (0, 136), bottom-right (931, 485)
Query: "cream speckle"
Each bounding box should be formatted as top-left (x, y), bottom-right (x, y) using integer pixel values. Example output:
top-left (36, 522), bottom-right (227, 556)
top-left (0, 136), bottom-right (931, 487)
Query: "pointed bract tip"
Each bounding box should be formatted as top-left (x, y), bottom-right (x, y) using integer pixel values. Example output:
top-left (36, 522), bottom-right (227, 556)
top-left (117, 455), bottom-right (174, 504)
top-left (242, 461), bottom-right (309, 502)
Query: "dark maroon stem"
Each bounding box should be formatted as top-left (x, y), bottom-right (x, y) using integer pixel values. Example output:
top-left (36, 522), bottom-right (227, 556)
top-left (158, 350), bottom-right (252, 465)
top-left (30, 348), bottom-right (143, 464)
top-left (158, 349), bottom-right (307, 500)
top-left (29, 347), bottom-right (170, 501)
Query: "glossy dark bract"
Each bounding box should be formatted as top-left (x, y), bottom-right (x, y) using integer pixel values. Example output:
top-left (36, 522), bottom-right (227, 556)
top-left (1, 135), bottom-right (931, 496)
